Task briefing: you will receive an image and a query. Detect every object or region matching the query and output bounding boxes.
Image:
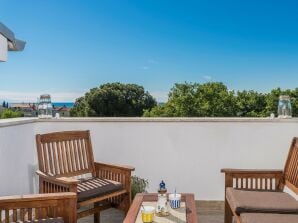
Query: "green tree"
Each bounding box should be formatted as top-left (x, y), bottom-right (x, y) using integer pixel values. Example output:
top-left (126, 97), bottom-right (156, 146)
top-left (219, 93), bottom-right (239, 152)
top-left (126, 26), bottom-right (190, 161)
top-left (144, 82), bottom-right (236, 117)
top-left (71, 83), bottom-right (156, 117)
top-left (70, 96), bottom-right (89, 117)
top-left (1, 109), bottom-right (23, 119)
top-left (235, 90), bottom-right (267, 117)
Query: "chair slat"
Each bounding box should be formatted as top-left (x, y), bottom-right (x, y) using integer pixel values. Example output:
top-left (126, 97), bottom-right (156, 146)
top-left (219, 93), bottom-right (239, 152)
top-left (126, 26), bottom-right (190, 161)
top-left (20, 208), bottom-right (25, 221)
top-left (12, 209), bottom-right (17, 221)
top-left (5, 209), bottom-right (9, 223)
top-left (28, 208), bottom-right (32, 220)
top-left (56, 141), bottom-right (64, 175)
top-left (52, 142), bottom-right (59, 175)
top-left (42, 143), bottom-right (49, 173)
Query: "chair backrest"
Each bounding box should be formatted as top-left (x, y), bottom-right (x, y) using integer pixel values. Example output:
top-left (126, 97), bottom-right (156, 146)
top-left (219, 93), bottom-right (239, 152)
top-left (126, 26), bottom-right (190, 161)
top-left (283, 137), bottom-right (298, 194)
top-left (36, 130), bottom-right (95, 177)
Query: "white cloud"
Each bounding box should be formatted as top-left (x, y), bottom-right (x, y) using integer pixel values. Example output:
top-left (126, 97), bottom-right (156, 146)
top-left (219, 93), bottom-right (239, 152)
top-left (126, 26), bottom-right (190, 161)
top-left (202, 75), bottom-right (212, 81)
top-left (147, 59), bottom-right (158, 64)
top-left (0, 90), bottom-right (84, 102)
top-left (141, 66), bottom-right (150, 70)
top-left (151, 91), bottom-right (168, 102)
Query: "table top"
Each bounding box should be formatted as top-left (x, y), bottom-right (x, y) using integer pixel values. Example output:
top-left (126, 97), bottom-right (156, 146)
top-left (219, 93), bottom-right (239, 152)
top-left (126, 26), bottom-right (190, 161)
top-left (123, 193), bottom-right (198, 223)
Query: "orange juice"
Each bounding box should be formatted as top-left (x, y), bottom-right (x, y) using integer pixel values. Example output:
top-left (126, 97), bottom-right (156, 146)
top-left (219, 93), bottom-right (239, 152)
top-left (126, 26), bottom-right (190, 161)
top-left (141, 206), bottom-right (155, 223)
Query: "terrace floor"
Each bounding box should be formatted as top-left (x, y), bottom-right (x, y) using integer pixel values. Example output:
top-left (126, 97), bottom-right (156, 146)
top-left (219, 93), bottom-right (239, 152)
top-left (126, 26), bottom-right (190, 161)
top-left (78, 201), bottom-right (224, 223)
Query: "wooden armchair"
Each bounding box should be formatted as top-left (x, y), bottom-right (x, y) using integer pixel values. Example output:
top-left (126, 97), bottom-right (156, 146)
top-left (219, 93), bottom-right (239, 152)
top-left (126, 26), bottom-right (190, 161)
top-left (35, 130), bottom-right (135, 222)
top-left (221, 137), bottom-right (298, 223)
top-left (0, 192), bottom-right (76, 223)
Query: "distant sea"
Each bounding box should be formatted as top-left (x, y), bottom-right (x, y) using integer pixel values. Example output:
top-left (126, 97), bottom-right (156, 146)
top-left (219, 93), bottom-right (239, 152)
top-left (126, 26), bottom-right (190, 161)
top-left (52, 102), bottom-right (74, 108)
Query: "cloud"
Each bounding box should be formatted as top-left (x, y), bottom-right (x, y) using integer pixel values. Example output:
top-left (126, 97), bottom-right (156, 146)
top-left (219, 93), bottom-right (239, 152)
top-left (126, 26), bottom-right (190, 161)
top-left (147, 59), bottom-right (158, 64)
top-left (202, 75), bottom-right (212, 81)
top-left (0, 90), bottom-right (84, 102)
top-left (150, 91), bottom-right (168, 103)
top-left (141, 66), bottom-right (150, 70)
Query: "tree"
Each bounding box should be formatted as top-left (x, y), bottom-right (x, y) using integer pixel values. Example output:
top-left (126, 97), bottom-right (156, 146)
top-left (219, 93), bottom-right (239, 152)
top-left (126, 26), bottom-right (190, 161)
top-left (71, 83), bottom-right (157, 117)
top-left (70, 96), bottom-right (89, 117)
top-left (235, 90), bottom-right (267, 117)
top-left (2, 101), bottom-right (5, 108)
top-left (144, 82), bottom-right (236, 117)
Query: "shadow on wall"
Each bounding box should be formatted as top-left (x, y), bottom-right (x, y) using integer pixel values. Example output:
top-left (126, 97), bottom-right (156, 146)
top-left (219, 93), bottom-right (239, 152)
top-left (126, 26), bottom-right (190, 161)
top-left (28, 163), bottom-right (39, 194)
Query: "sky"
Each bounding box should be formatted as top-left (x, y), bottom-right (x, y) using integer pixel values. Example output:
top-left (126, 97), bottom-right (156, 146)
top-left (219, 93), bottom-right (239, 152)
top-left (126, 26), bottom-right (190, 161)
top-left (1, 0), bottom-right (298, 102)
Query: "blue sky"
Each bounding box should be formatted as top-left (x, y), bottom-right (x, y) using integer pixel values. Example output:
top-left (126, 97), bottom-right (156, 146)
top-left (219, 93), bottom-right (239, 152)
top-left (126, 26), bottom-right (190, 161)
top-left (1, 0), bottom-right (298, 102)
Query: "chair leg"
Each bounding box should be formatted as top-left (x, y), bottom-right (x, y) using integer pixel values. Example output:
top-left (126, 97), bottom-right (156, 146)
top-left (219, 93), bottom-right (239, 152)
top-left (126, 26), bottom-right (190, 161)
top-left (94, 202), bottom-right (100, 223)
top-left (224, 199), bottom-right (233, 223)
top-left (118, 194), bottom-right (130, 214)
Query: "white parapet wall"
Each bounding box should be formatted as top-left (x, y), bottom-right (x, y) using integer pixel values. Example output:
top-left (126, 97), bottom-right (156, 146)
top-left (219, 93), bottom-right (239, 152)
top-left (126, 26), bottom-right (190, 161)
top-left (0, 117), bottom-right (298, 200)
top-left (0, 34), bottom-right (8, 62)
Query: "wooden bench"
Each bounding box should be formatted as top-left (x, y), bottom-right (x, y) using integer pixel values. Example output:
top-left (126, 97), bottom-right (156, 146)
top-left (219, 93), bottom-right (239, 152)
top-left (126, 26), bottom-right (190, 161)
top-left (0, 192), bottom-right (76, 223)
top-left (221, 137), bottom-right (298, 223)
top-left (35, 130), bottom-right (135, 222)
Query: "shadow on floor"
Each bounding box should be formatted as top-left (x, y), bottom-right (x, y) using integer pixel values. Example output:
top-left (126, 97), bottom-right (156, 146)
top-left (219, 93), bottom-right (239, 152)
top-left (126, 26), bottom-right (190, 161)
top-left (78, 201), bottom-right (224, 223)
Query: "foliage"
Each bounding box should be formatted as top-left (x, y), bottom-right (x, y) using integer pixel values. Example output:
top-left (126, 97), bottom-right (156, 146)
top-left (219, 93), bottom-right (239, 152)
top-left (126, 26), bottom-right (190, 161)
top-left (144, 82), bottom-right (236, 117)
top-left (70, 96), bottom-right (89, 117)
top-left (71, 83), bottom-right (156, 117)
top-left (235, 90), bottom-right (267, 117)
top-left (71, 81), bottom-right (298, 118)
top-left (131, 176), bottom-right (149, 200)
top-left (144, 82), bottom-right (298, 117)
top-left (0, 109), bottom-right (23, 119)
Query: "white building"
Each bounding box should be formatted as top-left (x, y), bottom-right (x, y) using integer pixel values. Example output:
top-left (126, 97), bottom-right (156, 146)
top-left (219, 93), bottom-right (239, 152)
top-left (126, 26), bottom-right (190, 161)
top-left (0, 22), bottom-right (26, 61)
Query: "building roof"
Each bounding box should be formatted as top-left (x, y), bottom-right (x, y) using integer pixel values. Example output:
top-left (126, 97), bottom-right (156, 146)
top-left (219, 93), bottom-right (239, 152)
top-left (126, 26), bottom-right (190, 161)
top-left (0, 22), bottom-right (26, 51)
top-left (53, 106), bottom-right (71, 112)
top-left (10, 103), bottom-right (36, 109)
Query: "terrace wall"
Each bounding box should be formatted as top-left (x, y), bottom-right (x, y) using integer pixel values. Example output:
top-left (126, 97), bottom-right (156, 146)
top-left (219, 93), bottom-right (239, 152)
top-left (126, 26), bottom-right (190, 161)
top-left (1, 118), bottom-right (297, 200)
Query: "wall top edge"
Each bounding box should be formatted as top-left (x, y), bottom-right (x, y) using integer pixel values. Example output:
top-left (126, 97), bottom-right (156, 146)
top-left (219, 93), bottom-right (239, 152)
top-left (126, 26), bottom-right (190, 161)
top-left (1, 117), bottom-right (298, 128)
top-left (0, 118), bottom-right (37, 127)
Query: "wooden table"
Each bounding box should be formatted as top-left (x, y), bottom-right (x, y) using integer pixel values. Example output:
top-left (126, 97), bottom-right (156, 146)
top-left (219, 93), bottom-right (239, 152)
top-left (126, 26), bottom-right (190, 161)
top-left (123, 193), bottom-right (198, 223)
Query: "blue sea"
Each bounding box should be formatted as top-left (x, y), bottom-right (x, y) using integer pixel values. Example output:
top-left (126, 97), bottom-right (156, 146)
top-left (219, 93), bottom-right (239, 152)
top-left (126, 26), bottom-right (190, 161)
top-left (52, 102), bottom-right (74, 108)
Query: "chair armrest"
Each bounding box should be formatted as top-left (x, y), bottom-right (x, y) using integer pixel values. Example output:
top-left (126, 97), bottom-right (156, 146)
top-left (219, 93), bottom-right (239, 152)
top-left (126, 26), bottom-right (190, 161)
top-left (94, 162), bottom-right (135, 172)
top-left (36, 170), bottom-right (78, 193)
top-left (0, 192), bottom-right (76, 204)
top-left (221, 168), bottom-right (284, 191)
top-left (0, 193), bottom-right (77, 223)
top-left (94, 162), bottom-right (134, 196)
top-left (221, 169), bottom-right (283, 174)
top-left (36, 170), bottom-right (79, 185)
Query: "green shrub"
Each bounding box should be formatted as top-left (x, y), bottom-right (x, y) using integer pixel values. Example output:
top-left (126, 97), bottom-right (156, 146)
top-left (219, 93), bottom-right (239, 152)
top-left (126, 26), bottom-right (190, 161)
top-left (1, 109), bottom-right (23, 119)
top-left (131, 176), bottom-right (149, 200)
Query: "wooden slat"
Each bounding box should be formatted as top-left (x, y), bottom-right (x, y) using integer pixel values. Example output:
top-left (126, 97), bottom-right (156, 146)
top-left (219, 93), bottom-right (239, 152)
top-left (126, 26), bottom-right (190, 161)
top-left (73, 140), bottom-right (80, 171)
top-left (79, 139), bottom-right (87, 169)
top-left (63, 141), bottom-right (70, 173)
top-left (61, 141), bottom-right (68, 174)
top-left (56, 141), bottom-right (64, 175)
top-left (12, 209), bottom-right (17, 221)
top-left (28, 208), bottom-right (32, 220)
top-left (76, 139), bottom-right (84, 170)
top-left (48, 143), bottom-right (54, 175)
top-left (20, 208), bottom-right (25, 221)
top-left (42, 143), bottom-right (49, 173)
top-left (68, 140), bottom-right (76, 172)
top-left (52, 142), bottom-right (59, 175)
top-left (5, 209), bottom-right (9, 223)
